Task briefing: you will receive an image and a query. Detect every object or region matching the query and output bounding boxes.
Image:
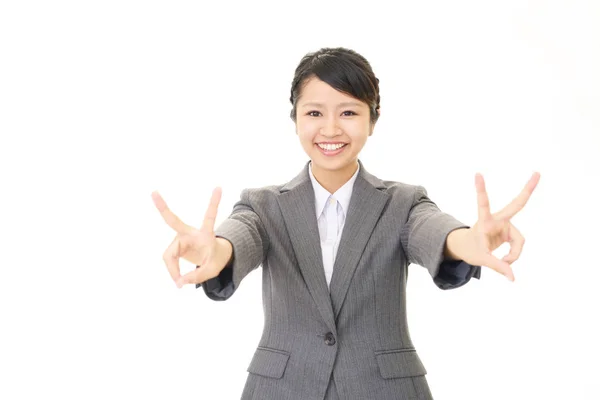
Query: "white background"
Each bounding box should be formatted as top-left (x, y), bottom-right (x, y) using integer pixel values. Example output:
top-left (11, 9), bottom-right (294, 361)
top-left (1, 0), bottom-right (599, 399)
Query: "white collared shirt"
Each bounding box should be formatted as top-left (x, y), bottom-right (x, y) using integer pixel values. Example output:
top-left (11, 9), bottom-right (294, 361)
top-left (308, 161), bottom-right (360, 289)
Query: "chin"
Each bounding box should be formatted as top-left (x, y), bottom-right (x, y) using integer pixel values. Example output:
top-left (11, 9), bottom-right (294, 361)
top-left (312, 157), bottom-right (353, 171)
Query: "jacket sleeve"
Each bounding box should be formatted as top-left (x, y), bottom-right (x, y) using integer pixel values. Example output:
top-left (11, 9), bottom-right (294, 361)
top-left (195, 189), bottom-right (269, 300)
top-left (400, 185), bottom-right (481, 290)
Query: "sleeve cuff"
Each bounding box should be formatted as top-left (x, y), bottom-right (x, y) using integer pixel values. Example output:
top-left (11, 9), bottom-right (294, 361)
top-left (195, 262), bottom-right (235, 301)
top-left (433, 259), bottom-right (481, 290)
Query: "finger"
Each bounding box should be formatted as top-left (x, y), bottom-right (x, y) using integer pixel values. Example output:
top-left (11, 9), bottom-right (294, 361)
top-left (152, 191), bottom-right (193, 234)
top-left (481, 253), bottom-right (515, 281)
top-left (495, 172), bottom-right (541, 220)
top-left (177, 265), bottom-right (215, 287)
top-left (502, 223), bottom-right (525, 265)
top-left (475, 173), bottom-right (493, 222)
top-left (163, 236), bottom-right (182, 283)
top-left (200, 187), bottom-right (222, 233)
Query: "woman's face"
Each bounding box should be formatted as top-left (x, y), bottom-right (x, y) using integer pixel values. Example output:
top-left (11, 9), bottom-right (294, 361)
top-left (295, 76), bottom-right (375, 176)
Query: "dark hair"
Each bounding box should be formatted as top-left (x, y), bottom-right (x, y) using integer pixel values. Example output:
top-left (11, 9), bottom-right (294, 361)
top-left (289, 47), bottom-right (381, 124)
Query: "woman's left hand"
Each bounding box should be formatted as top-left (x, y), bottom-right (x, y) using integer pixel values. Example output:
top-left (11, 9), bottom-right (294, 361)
top-left (449, 172), bottom-right (541, 281)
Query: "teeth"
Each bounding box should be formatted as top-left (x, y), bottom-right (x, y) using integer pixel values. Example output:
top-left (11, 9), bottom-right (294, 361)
top-left (318, 143), bottom-right (345, 151)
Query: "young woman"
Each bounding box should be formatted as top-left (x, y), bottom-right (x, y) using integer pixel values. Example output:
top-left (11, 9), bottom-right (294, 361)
top-left (152, 47), bottom-right (540, 400)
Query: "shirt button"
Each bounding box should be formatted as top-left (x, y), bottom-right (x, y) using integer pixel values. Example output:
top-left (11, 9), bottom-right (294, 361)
top-left (329, 198), bottom-right (336, 205)
top-left (324, 332), bottom-right (336, 346)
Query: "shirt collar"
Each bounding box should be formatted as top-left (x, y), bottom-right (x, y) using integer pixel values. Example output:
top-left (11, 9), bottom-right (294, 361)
top-left (308, 161), bottom-right (360, 219)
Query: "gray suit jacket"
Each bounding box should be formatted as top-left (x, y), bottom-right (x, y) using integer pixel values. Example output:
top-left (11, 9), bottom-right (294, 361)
top-left (198, 159), bottom-right (481, 400)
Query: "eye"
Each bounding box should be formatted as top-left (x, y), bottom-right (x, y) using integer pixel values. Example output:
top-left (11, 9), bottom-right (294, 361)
top-left (342, 111), bottom-right (357, 116)
top-left (307, 111), bottom-right (321, 117)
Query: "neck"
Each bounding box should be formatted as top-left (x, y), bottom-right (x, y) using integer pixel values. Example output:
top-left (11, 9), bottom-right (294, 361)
top-left (311, 160), bottom-right (359, 194)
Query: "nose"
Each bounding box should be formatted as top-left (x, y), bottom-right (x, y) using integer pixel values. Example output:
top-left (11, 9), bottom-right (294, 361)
top-left (320, 117), bottom-right (342, 137)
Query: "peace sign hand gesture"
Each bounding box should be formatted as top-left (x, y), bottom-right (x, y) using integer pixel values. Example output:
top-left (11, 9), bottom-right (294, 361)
top-left (152, 188), bottom-right (232, 288)
top-left (446, 172), bottom-right (541, 281)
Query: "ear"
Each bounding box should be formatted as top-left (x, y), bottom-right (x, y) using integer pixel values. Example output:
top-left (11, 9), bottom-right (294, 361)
top-left (369, 108), bottom-right (380, 136)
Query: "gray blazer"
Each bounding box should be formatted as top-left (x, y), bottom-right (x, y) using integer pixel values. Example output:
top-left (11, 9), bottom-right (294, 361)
top-left (198, 159), bottom-right (481, 400)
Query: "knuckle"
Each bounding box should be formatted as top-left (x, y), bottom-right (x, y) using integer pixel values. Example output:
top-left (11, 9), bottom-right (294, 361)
top-left (178, 235), bottom-right (190, 250)
top-left (163, 246), bottom-right (177, 260)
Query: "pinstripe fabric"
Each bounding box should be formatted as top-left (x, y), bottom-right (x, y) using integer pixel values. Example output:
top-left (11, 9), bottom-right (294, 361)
top-left (198, 159), bottom-right (481, 400)
top-left (324, 376), bottom-right (340, 400)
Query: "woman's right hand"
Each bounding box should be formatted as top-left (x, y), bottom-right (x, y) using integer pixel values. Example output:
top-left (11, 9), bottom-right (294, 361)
top-left (152, 187), bottom-right (231, 288)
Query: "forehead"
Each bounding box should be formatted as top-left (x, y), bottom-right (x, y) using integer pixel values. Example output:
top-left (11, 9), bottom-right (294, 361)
top-left (299, 77), bottom-right (365, 107)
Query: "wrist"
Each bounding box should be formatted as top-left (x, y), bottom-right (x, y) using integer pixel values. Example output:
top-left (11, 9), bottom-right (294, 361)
top-left (215, 237), bottom-right (234, 269)
top-left (444, 228), bottom-right (470, 260)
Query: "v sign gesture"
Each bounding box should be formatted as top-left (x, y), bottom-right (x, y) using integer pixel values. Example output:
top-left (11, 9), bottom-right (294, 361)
top-left (152, 188), bottom-right (233, 288)
top-left (444, 172), bottom-right (541, 281)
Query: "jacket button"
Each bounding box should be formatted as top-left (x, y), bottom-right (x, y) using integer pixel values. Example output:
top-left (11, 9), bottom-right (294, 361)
top-left (324, 332), bottom-right (336, 346)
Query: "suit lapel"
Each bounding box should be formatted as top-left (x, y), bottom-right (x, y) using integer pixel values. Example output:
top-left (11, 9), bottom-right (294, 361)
top-left (277, 160), bottom-right (389, 330)
top-left (329, 162), bottom-right (389, 321)
top-left (277, 162), bottom-right (336, 332)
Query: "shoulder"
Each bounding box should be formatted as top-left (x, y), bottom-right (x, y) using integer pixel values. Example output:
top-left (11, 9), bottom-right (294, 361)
top-left (376, 177), bottom-right (425, 202)
top-left (359, 163), bottom-right (425, 202)
top-left (238, 184), bottom-right (282, 202)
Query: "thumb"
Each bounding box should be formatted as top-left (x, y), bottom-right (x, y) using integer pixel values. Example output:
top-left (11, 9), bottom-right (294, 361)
top-left (177, 267), bottom-right (207, 288)
top-left (176, 271), bottom-right (195, 288)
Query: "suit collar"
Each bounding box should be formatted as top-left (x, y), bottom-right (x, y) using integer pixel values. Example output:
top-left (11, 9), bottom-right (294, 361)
top-left (308, 161), bottom-right (360, 219)
top-left (280, 159), bottom-right (386, 193)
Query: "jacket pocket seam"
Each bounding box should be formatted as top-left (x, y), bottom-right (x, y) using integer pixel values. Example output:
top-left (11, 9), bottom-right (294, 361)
top-left (375, 348), bottom-right (427, 379)
top-left (256, 346), bottom-right (290, 356)
top-left (374, 347), bottom-right (416, 355)
top-left (247, 347), bottom-right (291, 380)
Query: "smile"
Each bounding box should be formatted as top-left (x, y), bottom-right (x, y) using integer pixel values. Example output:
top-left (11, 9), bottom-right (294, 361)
top-left (317, 143), bottom-right (346, 151)
top-left (315, 143), bottom-right (347, 156)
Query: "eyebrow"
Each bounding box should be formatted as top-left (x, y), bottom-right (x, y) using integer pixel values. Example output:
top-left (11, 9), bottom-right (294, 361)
top-left (300, 101), bottom-right (363, 108)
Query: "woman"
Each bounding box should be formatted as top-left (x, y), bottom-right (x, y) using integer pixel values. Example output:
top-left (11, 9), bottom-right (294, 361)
top-left (152, 47), bottom-right (540, 400)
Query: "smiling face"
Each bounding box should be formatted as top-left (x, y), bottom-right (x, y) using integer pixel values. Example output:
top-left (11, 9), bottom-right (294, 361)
top-left (295, 76), bottom-right (376, 183)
